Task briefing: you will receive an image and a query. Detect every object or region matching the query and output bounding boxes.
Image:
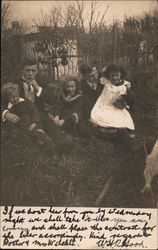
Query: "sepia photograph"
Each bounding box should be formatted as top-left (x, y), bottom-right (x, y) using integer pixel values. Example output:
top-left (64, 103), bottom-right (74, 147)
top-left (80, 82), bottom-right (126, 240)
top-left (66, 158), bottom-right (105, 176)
top-left (1, 0), bottom-right (158, 210)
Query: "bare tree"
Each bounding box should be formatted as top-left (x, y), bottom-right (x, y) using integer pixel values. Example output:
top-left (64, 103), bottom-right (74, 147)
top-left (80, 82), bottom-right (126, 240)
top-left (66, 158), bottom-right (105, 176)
top-left (1, 1), bottom-right (11, 31)
top-left (62, 1), bottom-right (109, 65)
top-left (30, 1), bottom-right (110, 79)
top-left (1, 0), bottom-right (28, 81)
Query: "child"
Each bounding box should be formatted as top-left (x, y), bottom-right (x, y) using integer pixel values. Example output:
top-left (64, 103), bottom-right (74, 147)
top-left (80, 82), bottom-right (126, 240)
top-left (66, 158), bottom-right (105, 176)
top-left (2, 82), bottom-right (53, 146)
top-left (51, 75), bottom-right (84, 135)
top-left (90, 63), bottom-right (135, 147)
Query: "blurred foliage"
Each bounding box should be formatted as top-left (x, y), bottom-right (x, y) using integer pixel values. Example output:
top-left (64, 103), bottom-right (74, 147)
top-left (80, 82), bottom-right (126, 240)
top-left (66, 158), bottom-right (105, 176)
top-left (2, 6), bottom-right (158, 81)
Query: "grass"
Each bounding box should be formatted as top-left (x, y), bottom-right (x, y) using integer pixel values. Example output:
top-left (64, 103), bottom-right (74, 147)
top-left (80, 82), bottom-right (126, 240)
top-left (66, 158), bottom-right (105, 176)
top-left (1, 112), bottom-right (158, 208)
top-left (1, 76), bottom-right (158, 207)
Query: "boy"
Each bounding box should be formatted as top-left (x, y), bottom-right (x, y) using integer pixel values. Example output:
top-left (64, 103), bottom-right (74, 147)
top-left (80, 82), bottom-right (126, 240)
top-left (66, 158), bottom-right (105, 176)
top-left (2, 58), bottom-right (73, 153)
top-left (2, 82), bottom-right (52, 145)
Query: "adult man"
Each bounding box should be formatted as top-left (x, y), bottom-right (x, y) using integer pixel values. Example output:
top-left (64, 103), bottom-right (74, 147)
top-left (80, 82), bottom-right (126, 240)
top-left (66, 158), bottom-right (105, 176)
top-left (79, 63), bottom-right (103, 121)
top-left (2, 58), bottom-right (72, 152)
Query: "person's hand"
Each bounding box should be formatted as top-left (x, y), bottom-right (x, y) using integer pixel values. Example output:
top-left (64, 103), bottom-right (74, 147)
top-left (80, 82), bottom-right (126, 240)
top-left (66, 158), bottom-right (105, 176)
top-left (28, 79), bottom-right (40, 92)
top-left (53, 116), bottom-right (60, 126)
top-left (29, 123), bottom-right (36, 131)
top-left (124, 81), bottom-right (131, 90)
top-left (53, 115), bottom-right (59, 122)
top-left (5, 112), bottom-right (20, 123)
top-left (58, 119), bottom-right (65, 127)
top-left (54, 119), bottom-right (65, 127)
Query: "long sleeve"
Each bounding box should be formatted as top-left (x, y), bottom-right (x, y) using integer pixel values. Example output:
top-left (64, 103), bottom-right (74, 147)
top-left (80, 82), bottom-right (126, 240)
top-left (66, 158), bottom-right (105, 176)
top-left (71, 96), bottom-right (84, 118)
top-left (38, 88), bottom-right (57, 106)
top-left (35, 80), bottom-right (57, 106)
top-left (16, 78), bottom-right (57, 108)
top-left (54, 94), bottom-right (84, 121)
top-left (96, 80), bottom-right (104, 99)
top-left (1, 96), bottom-right (10, 122)
top-left (53, 95), bottom-right (66, 117)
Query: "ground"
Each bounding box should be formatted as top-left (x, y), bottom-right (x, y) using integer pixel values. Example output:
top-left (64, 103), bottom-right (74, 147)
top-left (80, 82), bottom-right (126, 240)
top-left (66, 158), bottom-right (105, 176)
top-left (1, 116), bottom-right (158, 208)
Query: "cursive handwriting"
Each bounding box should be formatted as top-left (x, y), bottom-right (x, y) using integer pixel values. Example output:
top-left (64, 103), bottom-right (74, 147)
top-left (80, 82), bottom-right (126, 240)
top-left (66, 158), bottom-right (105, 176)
top-left (1, 206), bottom-right (157, 249)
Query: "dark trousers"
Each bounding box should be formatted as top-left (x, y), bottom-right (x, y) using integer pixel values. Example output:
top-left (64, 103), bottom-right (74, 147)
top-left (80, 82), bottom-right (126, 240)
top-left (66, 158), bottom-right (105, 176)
top-left (115, 128), bottom-right (135, 151)
top-left (40, 111), bottom-right (72, 150)
top-left (77, 121), bottom-right (92, 138)
top-left (61, 117), bottom-right (92, 138)
top-left (90, 124), bottom-right (135, 151)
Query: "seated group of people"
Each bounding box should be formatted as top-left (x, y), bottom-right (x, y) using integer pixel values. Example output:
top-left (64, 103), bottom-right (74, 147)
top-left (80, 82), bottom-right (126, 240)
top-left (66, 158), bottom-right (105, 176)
top-left (2, 58), bottom-right (135, 154)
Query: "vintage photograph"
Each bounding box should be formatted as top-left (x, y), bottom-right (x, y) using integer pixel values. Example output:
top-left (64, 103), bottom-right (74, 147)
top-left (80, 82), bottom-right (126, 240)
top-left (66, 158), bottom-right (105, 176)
top-left (1, 0), bottom-right (158, 208)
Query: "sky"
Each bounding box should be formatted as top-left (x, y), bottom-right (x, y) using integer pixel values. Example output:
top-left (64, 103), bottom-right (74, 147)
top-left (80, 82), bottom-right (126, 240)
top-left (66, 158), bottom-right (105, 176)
top-left (5, 0), bottom-right (158, 27)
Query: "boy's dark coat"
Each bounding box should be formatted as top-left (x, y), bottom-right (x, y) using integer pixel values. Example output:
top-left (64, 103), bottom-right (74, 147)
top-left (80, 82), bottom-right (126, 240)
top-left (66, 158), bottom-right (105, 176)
top-left (2, 77), bottom-right (71, 148)
top-left (55, 94), bottom-right (84, 121)
top-left (10, 99), bottom-right (41, 129)
top-left (80, 79), bottom-right (103, 121)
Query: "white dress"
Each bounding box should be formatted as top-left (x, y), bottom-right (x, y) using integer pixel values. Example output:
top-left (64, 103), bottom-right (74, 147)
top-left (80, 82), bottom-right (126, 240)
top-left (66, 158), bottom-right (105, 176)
top-left (90, 78), bottom-right (135, 130)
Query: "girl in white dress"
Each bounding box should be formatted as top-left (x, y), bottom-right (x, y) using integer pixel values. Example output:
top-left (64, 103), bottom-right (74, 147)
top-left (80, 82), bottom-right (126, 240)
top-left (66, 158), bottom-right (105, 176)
top-left (90, 63), bottom-right (135, 146)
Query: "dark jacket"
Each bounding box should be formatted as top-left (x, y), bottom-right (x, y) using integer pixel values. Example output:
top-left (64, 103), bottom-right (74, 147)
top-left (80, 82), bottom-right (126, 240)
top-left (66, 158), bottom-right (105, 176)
top-left (55, 92), bottom-right (84, 121)
top-left (9, 99), bottom-right (41, 129)
top-left (1, 78), bottom-right (57, 116)
top-left (2, 78), bottom-right (73, 151)
top-left (16, 77), bottom-right (57, 111)
top-left (80, 79), bottom-right (103, 121)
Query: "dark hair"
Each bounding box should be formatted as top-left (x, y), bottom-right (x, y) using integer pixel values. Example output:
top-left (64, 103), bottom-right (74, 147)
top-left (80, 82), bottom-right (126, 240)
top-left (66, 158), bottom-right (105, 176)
top-left (103, 63), bottom-right (127, 79)
top-left (22, 57), bottom-right (38, 68)
top-left (79, 63), bottom-right (93, 76)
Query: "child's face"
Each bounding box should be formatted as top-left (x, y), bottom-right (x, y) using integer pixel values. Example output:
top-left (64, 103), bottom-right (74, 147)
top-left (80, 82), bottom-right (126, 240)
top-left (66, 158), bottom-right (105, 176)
top-left (9, 90), bottom-right (20, 105)
top-left (65, 81), bottom-right (76, 96)
top-left (109, 71), bottom-right (121, 85)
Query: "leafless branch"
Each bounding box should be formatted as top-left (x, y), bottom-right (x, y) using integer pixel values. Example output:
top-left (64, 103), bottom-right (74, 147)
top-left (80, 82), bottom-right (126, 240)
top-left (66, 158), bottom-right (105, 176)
top-left (1, 1), bottom-right (11, 31)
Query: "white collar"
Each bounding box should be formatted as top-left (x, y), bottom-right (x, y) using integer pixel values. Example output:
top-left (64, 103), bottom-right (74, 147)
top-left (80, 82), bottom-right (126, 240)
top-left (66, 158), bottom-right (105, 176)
top-left (8, 98), bottom-right (25, 109)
